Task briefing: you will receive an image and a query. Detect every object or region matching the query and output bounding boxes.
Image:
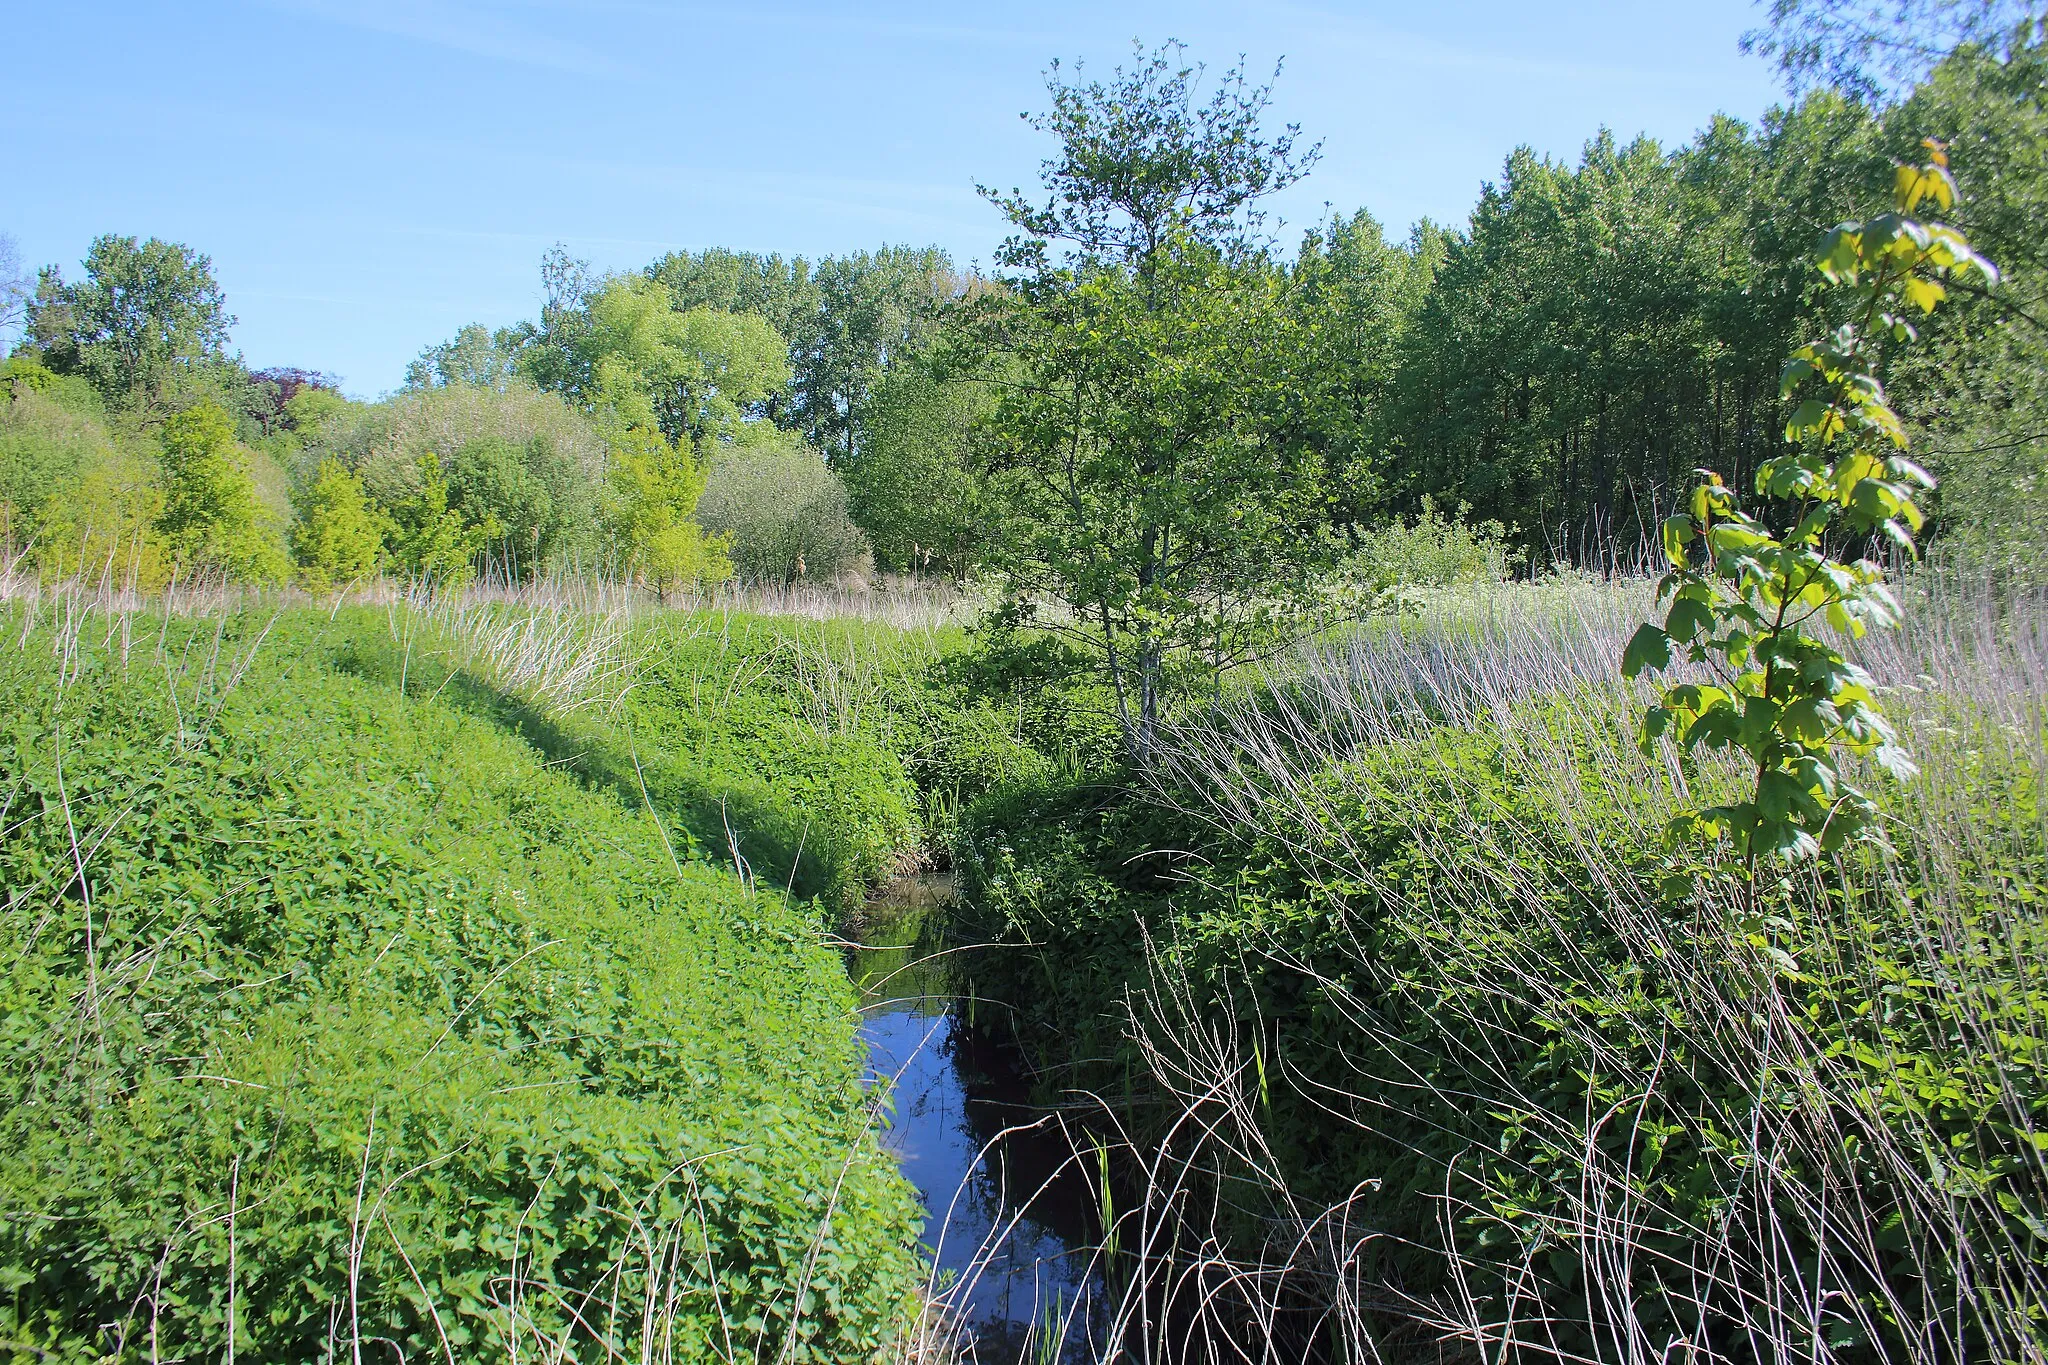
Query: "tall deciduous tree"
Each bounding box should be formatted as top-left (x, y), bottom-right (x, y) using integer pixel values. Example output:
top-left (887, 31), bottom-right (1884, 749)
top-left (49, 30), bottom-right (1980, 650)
top-left (966, 42), bottom-right (1346, 763)
top-left (800, 247), bottom-right (957, 461)
top-left (26, 236), bottom-right (236, 415)
top-left (576, 277), bottom-right (789, 448)
top-left (405, 324), bottom-right (521, 392)
top-left (644, 245), bottom-right (960, 459)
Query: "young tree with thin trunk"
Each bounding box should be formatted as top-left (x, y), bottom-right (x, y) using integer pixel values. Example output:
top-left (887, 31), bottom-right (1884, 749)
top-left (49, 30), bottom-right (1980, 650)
top-left (964, 41), bottom-right (1352, 764)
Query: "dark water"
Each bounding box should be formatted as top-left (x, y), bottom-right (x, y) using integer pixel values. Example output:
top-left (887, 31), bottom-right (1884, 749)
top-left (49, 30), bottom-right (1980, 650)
top-left (846, 875), bottom-right (1109, 1362)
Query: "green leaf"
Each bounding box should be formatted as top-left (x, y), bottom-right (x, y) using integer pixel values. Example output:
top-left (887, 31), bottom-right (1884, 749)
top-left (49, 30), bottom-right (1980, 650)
top-left (1664, 596), bottom-right (1714, 645)
top-left (1660, 515), bottom-right (1695, 567)
top-left (1621, 624), bottom-right (1672, 679)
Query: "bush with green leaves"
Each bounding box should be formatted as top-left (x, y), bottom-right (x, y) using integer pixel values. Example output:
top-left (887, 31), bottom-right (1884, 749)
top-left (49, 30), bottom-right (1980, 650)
top-left (0, 607), bottom-right (921, 1362)
top-left (290, 457), bottom-right (384, 590)
top-left (0, 376), bottom-right (170, 585)
top-left (604, 425), bottom-right (731, 595)
top-left (307, 382), bottom-right (606, 577)
top-left (841, 361), bottom-right (1003, 577)
top-left (154, 400), bottom-right (289, 582)
top-left (696, 440), bottom-right (870, 586)
top-left (1348, 495), bottom-right (1523, 592)
top-left (0, 381), bottom-right (96, 549)
top-left (952, 572), bottom-right (2047, 1361)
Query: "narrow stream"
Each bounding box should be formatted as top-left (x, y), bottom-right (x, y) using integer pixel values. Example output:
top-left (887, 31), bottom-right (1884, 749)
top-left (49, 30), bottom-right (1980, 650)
top-left (846, 874), bottom-right (1109, 1362)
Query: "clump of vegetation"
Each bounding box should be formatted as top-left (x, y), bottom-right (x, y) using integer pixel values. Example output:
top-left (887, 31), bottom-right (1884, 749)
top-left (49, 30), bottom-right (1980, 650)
top-left (290, 457), bottom-right (383, 590)
top-left (1349, 495), bottom-right (1522, 592)
top-left (0, 604), bottom-right (922, 1362)
top-left (154, 400), bottom-right (289, 582)
top-left (956, 581), bottom-right (2048, 1362)
top-left (841, 359), bottom-right (1005, 578)
top-left (697, 441), bottom-right (870, 587)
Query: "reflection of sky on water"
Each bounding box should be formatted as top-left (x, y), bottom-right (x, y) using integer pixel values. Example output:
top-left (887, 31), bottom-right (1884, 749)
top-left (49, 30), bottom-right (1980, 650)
top-left (860, 1001), bottom-right (1107, 1363)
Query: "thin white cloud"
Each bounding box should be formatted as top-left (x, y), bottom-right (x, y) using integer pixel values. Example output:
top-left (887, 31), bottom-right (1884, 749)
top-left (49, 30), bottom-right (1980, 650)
top-left (257, 0), bottom-right (633, 78)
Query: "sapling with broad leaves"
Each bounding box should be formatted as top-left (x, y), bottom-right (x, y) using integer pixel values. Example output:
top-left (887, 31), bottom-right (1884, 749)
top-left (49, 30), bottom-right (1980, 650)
top-left (1623, 141), bottom-right (1997, 868)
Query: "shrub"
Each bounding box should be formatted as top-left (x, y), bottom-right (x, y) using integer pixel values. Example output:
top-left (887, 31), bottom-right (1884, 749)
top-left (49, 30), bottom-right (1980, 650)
top-left (697, 440), bottom-right (870, 586)
top-left (309, 382), bottom-right (605, 575)
top-left (386, 457), bottom-right (497, 589)
top-left (955, 583), bottom-right (2048, 1362)
top-left (0, 379), bottom-right (175, 586)
top-left (1349, 495), bottom-right (1523, 590)
top-left (842, 362), bottom-right (1002, 577)
top-left (291, 457), bottom-right (384, 590)
top-left (604, 425), bottom-right (732, 595)
top-left (0, 354), bottom-right (106, 420)
top-left (0, 385), bottom-right (94, 551)
top-left (155, 401), bottom-right (288, 582)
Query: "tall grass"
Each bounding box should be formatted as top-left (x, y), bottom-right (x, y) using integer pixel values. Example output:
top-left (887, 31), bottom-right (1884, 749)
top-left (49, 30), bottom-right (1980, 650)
top-left (974, 573), bottom-right (2048, 1363)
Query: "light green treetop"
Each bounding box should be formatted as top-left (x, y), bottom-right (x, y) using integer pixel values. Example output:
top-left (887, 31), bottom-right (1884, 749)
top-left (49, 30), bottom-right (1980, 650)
top-left (578, 277), bottom-right (789, 448)
top-left (155, 401), bottom-right (286, 582)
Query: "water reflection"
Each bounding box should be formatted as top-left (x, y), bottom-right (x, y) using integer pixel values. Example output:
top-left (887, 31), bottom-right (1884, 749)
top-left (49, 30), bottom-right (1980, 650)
top-left (848, 876), bottom-right (1108, 1362)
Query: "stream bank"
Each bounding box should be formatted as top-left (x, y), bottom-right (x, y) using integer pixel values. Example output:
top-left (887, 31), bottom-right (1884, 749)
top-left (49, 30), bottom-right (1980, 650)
top-left (847, 875), bottom-right (1109, 1362)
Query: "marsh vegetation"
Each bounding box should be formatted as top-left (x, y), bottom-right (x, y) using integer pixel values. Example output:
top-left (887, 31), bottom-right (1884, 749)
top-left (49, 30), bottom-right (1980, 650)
top-left (4, 4), bottom-right (2047, 1362)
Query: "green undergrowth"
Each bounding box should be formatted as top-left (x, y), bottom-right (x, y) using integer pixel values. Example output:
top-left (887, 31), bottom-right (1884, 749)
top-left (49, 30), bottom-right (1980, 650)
top-left (0, 608), bottom-right (922, 1362)
top-left (954, 668), bottom-right (2048, 1357)
top-left (353, 609), bottom-right (1117, 921)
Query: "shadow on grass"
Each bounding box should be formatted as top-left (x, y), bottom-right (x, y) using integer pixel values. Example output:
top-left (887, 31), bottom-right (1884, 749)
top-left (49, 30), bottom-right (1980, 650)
top-left (331, 634), bottom-right (843, 908)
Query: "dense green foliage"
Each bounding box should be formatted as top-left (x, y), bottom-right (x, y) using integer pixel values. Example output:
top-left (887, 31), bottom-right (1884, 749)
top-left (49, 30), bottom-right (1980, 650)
top-left (841, 360), bottom-right (1004, 577)
top-left (639, 245), bottom-right (960, 462)
top-left (0, 609), bottom-right (921, 1361)
top-left (6, 14), bottom-right (2048, 1363)
top-left (588, 612), bottom-right (1085, 916)
top-left (291, 459), bottom-right (383, 590)
top-left (696, 442), bottom-right (870, 587)
top-left (1382, 34), bottom-right (2047, 567)
top-left (154, 400), bottom-right (289, 582)
top-left (954, 599), bottom-right (2048, 1358)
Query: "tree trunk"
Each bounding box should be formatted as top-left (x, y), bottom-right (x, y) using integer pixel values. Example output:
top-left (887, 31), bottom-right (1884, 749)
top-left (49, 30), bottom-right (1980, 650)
top-left (1134, 637), bottom-right (1162, 768)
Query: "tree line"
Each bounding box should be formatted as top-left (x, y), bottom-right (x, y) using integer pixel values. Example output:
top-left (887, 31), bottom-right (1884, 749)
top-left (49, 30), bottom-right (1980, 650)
top-left (2, 4), bottom-right (2041, 758)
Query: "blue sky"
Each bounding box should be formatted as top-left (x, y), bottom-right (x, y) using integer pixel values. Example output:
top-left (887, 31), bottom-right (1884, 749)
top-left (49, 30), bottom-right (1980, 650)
top-left (2, 2), bottom-right (1788, 397)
